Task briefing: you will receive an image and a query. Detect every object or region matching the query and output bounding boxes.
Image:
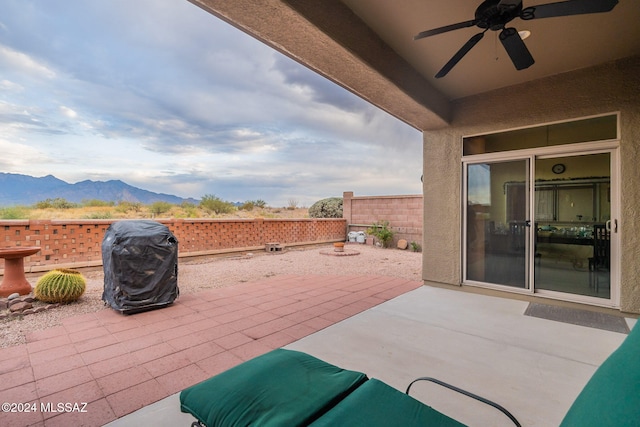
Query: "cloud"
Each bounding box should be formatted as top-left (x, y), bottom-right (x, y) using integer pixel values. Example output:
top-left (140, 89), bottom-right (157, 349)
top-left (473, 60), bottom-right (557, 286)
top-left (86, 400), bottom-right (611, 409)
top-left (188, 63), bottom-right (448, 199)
top-left (0, 44), bottom-right (56, 79)
top-left (0, 0), bottom-right (422, 206)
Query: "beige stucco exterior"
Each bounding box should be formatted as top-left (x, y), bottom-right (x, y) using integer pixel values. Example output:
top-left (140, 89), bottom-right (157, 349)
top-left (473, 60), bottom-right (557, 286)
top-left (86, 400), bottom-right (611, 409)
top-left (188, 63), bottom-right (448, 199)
top-left (422, 56), bottom-right (640, 313)
top-left (187, 0), bottom-right (639, 313)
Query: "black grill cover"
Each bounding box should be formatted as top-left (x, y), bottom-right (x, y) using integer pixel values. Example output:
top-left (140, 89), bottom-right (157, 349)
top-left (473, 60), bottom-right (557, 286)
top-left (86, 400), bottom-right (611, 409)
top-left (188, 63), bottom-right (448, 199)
top-left (102, 220), bottom-right (179, 314)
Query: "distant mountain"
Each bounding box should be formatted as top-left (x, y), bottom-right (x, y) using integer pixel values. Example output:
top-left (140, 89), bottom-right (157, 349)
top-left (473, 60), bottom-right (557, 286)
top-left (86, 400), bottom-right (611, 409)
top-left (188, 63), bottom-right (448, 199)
top-left (0, 173), bottom-right (198, 206)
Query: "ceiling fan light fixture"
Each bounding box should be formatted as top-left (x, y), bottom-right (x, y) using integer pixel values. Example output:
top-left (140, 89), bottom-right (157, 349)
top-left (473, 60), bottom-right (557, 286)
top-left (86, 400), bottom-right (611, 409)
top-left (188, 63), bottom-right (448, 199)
top-left (518, 30), bottom-right (531, 40)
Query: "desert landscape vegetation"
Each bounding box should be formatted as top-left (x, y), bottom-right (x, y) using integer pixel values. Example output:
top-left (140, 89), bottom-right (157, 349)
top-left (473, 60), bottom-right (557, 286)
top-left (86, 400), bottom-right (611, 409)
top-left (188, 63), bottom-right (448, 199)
top-left (0, 195), bottom-right (311, 221)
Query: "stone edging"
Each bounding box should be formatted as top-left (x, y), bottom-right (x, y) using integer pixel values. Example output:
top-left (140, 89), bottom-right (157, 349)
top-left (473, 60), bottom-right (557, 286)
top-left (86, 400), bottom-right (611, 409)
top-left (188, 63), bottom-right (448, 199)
top-left (0, 293), bottom-right (60, 319)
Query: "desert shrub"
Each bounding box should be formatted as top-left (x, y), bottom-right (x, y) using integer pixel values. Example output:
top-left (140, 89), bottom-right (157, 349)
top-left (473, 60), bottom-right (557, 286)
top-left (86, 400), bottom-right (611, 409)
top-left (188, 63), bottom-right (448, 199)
top-left (34, 198), bottom-right (77, 209)
top-left (287, 198), bottom-right (299, 210)
top-left (0, 206), bottom-right (29, 219)
top-left (83, 211), bottom-right (113, 219)
top-left (308, 197), bottom-right (343, 218)
top-left (199, 194), bottom-right (235, 214)
top-left (115, 201), bottom-right (142, 213)
top-left (240, 199), bottom-right (268, 211)
top-left (34, 268), bottom-right (86, 303)
top-left (367, 220), bottom-right (395, 248)
top-left (239, 200), bottom-right (255, 211)
top-left (82, 199), bottom-right (114, 207)
top-left (178, 202), bottom-right (199, 218)
top-left (150, 201), bottom-right (173, 216)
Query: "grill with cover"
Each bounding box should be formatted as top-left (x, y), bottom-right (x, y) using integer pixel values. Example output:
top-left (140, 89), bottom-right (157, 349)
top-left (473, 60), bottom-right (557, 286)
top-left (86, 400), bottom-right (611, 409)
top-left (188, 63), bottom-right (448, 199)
top-left (102, 220), bottom-right (179, 314)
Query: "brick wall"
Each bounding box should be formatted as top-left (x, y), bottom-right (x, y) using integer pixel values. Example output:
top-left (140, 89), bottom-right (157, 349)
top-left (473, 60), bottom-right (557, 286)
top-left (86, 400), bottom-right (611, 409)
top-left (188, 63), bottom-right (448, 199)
top-left (0, 218), bottom-right (346, 273)
top-left (343, 191), bottom-right (423, 247)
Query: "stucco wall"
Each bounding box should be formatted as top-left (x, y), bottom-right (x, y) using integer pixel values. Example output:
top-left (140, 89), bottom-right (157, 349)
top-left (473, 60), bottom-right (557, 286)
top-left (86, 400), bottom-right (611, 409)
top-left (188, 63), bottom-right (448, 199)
top-left (422, 56), bottom-right (640, 313)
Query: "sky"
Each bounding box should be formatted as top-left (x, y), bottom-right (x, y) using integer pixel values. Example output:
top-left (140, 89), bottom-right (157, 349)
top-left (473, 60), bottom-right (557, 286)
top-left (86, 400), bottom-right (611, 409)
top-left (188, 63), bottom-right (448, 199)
top-left (0, 0), bottom-right (423, 207)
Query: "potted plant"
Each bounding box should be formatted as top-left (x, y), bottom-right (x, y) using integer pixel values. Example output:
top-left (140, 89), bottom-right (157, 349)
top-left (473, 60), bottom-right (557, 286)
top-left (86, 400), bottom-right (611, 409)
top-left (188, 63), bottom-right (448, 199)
top-left (367, 220), bottom-right (395, 248)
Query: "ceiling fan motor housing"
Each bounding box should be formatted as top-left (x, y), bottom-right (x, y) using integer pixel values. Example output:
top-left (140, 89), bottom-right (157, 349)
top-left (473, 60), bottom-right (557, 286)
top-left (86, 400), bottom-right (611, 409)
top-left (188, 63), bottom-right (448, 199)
top-left (475, 0), bottom-right (522, 31)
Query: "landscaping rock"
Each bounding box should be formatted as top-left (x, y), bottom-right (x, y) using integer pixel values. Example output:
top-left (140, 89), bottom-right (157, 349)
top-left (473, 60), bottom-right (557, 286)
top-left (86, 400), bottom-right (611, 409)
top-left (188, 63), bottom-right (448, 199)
top-left (9, 301), bottom-right (33, 312)
top-left (7, 293), bottom-right (20, 300)
top-left (8, 298), bottom-right (25, 307)
top-left (397, 239), bottom-right (408, 250)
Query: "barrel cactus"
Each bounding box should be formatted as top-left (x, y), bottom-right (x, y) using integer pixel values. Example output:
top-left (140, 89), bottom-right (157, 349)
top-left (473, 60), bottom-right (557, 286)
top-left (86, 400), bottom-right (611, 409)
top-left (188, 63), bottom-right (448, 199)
top-left (34, 268), bottom-right (87, 303)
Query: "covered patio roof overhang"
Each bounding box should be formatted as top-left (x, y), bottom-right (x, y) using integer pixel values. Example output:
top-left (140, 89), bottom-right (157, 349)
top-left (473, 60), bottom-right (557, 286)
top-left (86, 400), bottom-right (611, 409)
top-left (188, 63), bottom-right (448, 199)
top-left (186, 0), bottom-right (640, 132)
top-left (186, 0), bottom-right (640, 314)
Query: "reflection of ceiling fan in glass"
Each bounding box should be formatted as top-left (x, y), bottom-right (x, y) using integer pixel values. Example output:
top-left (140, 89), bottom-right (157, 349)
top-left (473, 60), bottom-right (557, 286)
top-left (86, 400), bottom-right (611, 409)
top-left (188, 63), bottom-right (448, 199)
top-left (414, 0), bottom-right (619, 78)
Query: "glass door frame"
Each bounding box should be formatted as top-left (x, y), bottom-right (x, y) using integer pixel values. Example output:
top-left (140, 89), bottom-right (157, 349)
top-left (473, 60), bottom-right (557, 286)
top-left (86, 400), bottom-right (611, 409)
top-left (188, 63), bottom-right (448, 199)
top-left (462, 140), bottom-right (620, 308)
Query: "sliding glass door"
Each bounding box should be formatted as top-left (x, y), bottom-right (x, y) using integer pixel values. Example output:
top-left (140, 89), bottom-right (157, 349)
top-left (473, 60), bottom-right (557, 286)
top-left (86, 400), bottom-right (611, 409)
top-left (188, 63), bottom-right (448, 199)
top-left (464, 151), bottom-right (615, 302)
top-left (465, 159), bottom-right (530, 289)
top-left (534, 153), bottom-right (611, 299)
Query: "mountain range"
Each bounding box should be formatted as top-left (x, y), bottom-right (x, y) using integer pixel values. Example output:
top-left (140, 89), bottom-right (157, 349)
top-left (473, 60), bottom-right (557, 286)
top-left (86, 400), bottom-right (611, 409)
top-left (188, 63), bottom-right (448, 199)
top-left (0, 173), bottom-right (197, 206)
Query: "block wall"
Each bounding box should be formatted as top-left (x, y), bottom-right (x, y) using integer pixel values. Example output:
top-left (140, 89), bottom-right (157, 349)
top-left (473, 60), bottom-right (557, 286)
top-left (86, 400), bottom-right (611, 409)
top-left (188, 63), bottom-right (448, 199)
top-left (0, 218), bottom-right (346, 273)
top-left (343, 191), bottom-right (423, 247)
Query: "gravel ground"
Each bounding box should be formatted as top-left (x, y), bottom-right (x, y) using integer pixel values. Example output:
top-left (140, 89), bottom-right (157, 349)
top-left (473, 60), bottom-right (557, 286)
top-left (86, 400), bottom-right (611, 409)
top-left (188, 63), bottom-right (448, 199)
top-left (1, 244), bottom-right (422, 348)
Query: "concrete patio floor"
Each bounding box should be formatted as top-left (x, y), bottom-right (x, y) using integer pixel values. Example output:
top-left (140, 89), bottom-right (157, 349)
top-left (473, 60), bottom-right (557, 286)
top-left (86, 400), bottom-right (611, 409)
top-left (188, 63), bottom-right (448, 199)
top-left (1, 274), bottom-right (633, 427)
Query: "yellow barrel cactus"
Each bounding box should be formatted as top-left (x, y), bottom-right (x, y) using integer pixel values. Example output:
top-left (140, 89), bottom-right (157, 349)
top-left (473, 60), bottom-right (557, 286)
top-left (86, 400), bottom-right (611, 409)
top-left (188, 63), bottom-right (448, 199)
top-left (34, 268), bottom-right (87, 303)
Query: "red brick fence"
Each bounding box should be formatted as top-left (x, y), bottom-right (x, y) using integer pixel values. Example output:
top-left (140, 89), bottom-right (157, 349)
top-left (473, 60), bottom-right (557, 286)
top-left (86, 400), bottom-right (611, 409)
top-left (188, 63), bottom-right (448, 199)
top-left (0, 218), bottom-right (347, 274)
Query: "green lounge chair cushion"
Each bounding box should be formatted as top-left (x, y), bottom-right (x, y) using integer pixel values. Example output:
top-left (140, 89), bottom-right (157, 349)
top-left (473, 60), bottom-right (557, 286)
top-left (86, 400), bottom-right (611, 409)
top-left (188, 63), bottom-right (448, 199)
top-left (179, 348), bottom-right (368, 427)
top-left (560, 325), bottom-right (640, 426)
top-left (309, 378), bottom-right (467, 427)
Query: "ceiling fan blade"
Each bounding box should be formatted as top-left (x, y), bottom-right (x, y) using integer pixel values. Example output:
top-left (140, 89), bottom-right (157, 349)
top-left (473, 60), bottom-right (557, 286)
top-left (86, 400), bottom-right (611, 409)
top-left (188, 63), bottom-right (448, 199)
top-left (435, 32), bottom-right (485, 78)
top-left (499, 27), bottom-right (534, 70)
top-left (522, 0), bottom-right (618, 20)
top-left (414, 20), bottom-right (477, 41)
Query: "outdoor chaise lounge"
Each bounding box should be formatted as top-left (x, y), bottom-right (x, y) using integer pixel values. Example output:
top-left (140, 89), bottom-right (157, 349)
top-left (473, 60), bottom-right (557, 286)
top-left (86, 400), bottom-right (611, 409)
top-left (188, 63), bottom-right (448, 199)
top-left (180, 323), bottom-right (639, 426)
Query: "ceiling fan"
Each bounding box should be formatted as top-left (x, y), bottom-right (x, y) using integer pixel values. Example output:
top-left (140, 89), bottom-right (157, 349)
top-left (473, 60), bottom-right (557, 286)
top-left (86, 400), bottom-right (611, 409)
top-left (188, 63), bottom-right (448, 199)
top-left (414, 0), bottom-right (619, 78)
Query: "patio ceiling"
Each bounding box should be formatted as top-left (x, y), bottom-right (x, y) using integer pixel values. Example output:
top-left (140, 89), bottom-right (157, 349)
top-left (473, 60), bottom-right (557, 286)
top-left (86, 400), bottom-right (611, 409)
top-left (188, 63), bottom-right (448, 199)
top-left (187, 0), bottom-right (640, 131)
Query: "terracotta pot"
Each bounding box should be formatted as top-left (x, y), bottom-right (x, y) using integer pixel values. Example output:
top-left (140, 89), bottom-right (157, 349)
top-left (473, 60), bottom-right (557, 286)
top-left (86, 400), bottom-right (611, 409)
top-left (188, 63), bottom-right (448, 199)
top-left (333, 242), bottom-right (345, 252)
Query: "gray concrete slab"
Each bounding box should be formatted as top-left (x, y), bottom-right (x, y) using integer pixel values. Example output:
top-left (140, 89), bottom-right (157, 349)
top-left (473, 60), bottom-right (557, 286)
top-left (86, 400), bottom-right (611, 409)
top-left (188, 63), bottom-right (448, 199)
top-left (111, 285), bottom-right (630, 427)
top-left (286, 286), bottom-right (628, 427)
top-left (104, 393), bottom-right (194, 427)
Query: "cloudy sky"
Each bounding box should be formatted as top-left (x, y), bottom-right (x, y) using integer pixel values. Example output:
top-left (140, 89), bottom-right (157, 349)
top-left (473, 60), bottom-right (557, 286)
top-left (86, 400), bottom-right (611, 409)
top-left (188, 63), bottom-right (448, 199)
top-left (0, 0), bottom-right (422, 207)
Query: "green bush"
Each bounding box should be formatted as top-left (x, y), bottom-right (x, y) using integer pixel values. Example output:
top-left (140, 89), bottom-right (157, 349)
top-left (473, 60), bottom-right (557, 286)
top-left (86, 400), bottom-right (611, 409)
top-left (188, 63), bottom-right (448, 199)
top-left (34, 268), bottom-right (86, 303)
top-left (34, 198), bottom-right (78, 209)
top-left (0, 206), bottom-right (28, 219)
top-left (367, 220), bottom-right (395, 248)
top-left (199, 194), bottom-right (235, 214)
top-left (239, 200), bottom-right (255, 211)
top-left (150, 201), bottom-right (173, 216)
top-left (308, 197), bottom-right (343, 218)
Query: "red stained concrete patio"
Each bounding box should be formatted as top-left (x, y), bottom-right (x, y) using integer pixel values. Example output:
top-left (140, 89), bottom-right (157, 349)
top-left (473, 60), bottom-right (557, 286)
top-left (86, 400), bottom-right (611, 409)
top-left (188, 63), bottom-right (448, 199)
top-left (0, 274), bottom-right (420, 427)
